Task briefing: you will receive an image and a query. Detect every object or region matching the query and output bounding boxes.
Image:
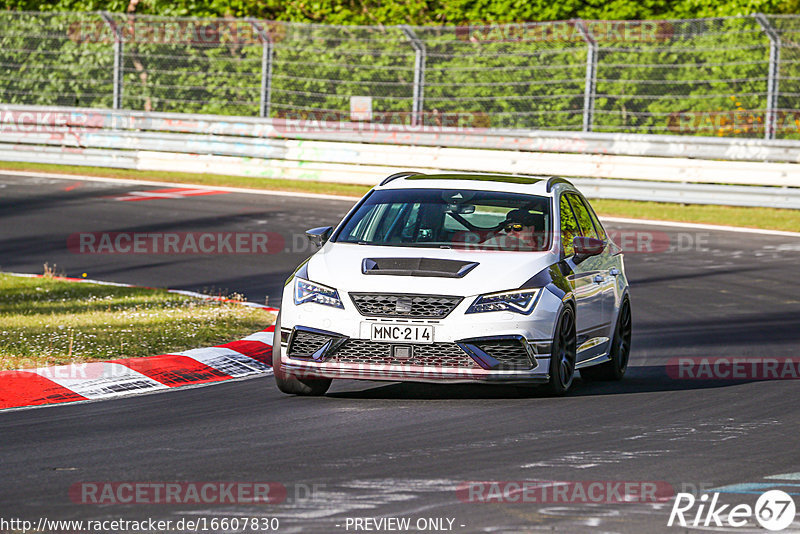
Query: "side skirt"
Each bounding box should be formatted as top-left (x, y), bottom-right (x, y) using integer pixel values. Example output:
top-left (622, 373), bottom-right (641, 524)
top-left (575, 336), bottom-right (611, 368)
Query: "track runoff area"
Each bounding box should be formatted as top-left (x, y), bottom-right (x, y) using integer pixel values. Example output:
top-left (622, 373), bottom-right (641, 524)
top-left (0, 171), bottom-right (799, 533)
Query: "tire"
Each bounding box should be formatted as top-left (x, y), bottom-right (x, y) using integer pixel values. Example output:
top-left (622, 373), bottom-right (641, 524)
top-left (272, 314), bottom-right (332, 396)
top-left (580, 297), bottom-right (632, 382)
top-left (544, 305), bottom-right (577, 396)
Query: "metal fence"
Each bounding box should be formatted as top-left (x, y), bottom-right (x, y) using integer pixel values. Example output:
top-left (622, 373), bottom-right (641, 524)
top-left (1, 12), bottom-right (800, 139)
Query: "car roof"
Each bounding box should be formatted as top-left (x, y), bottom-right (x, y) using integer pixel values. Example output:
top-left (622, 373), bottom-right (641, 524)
top-left (374, 172), bottom-right (574, 197)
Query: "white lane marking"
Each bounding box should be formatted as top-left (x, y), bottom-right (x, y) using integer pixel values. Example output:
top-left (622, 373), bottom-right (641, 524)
top-left (241, 331), bottom-right (274, 345)
top-left (766, 473), bottom-right (800, 480)
top-left (601, 216), bottom-right (800, 237)
top-left (174, 347), bottom-right (271, 377)
top-left (34, 362), bottom-right (168, 399)
top-left (763, 243), bottom-right (800, 251)
top-left (521, 450), bottom-right (671, 469)
top-left (1, 170), bottom-right (359, 202)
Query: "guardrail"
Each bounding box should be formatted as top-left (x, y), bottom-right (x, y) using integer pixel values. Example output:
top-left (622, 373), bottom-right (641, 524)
top-left (1, 105), bottom-right (799, 208)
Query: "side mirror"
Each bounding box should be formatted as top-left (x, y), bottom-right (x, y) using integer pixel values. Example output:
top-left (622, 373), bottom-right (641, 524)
top-left (572, 236), bottom-right (605, 263)
top-left (305, 226), bottom-right (333, 247)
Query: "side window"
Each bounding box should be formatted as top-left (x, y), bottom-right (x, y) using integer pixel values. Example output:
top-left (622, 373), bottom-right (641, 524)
top-left (583, 198), bottom-right (607, 241)
top-left (559, 194), bottom-right (581, 256)
top-left (565, 193), bottom-right (599, 240)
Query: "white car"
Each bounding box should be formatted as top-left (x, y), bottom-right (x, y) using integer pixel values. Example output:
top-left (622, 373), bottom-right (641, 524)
top-left (273, 173), bottom-right (631, 396)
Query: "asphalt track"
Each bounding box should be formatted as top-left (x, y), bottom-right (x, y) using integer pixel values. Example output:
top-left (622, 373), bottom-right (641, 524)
top-left (1, 172), bottom-right (799, 533)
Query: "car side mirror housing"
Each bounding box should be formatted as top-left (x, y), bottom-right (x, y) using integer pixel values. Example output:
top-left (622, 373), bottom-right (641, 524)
top-left (305, 226), bottom-right (333, 247)
top-left (572, 236), bottom-right (605, 263)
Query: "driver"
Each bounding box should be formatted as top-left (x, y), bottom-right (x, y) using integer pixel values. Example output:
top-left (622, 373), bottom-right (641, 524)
top-left (480, 209), bottom-right (546, 251)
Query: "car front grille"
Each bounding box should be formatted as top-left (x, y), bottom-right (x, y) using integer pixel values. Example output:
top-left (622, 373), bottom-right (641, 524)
top-left (288, 329), bottom-right (536, 371)
top-left (475, 340), bottom-right (534, 369)
top-left (349, 293), bottom-right (463, 319)
top-left (327, 339), bottom-right (479, 368)
top-left (287, 330), bottom-right (333, 358)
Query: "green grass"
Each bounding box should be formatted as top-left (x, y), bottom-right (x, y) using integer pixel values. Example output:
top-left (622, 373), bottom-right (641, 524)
top-left (0, 273), bottom-right (274, 371)
top-left (2, 160), bottom-right (798, 232)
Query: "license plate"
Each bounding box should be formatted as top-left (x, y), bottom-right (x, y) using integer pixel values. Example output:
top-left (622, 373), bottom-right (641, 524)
top-left (370, 323), bottom-right (434, 344)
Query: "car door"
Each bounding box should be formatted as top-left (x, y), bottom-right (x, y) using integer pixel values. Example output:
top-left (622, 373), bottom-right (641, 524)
top-left (559, 193), bottom-right (611, 360)
top-left (580, 194), bottom-right (619, 335)
top-left (559, 194), bottom-right (603, 339)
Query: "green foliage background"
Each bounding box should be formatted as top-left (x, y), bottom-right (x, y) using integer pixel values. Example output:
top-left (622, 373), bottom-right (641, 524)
top-left (1, 0), bottom-right (798, 24)
top-left (0, 1), bottom-right (798, 137)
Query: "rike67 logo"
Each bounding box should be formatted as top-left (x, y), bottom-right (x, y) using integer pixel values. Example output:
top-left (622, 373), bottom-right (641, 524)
top-left (668, 490), bottom-right (796, 531)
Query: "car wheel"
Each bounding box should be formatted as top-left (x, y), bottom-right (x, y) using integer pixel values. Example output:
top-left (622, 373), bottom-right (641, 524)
top-left (272, 314), bottom-right (332, 396)
top-left (544, 305), bottom-right (577, 396)
top-left (580, 297), bottom-right (632, 382)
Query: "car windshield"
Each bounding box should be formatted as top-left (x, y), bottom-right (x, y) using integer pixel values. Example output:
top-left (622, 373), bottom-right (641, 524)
top-left (334, 188), bottom-right (551, 251)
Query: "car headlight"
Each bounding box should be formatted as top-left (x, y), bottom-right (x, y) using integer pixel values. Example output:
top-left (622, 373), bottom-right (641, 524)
top-left (466, 289), bottom-right (541, 315)
top-left (294, 277), bottom-right (344, 309)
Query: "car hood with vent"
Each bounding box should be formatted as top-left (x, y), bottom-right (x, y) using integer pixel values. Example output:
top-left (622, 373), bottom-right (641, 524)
top-left (306, 242), bottom-right (558, 297)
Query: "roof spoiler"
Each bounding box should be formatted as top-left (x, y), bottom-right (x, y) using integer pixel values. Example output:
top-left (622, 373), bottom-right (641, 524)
top-left (380, 171), bottom-right (424, 186)
top-left (546, 176), bottom-right (574, 192)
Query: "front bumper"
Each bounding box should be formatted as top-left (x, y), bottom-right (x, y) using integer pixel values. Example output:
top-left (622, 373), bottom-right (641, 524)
top-left (282, 358), bottom-right (551, 384)
top-left (279, 283), bottom-right (564, 385)
top-left (279, 325), bottom-right (552, 384)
